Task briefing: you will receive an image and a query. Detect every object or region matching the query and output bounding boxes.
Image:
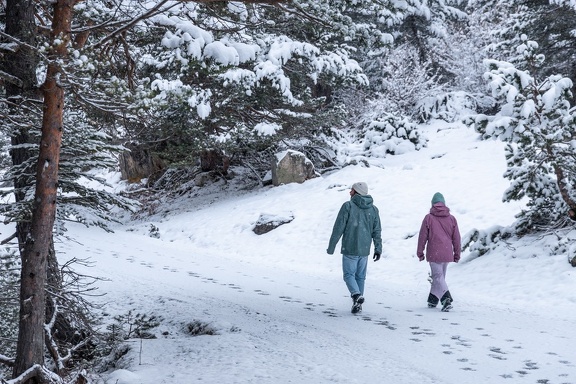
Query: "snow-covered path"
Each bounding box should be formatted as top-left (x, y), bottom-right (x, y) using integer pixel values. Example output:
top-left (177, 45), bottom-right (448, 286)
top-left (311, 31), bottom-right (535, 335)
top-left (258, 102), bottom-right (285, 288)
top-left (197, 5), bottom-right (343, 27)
top-left (62, 222), bottom-right (574, 384)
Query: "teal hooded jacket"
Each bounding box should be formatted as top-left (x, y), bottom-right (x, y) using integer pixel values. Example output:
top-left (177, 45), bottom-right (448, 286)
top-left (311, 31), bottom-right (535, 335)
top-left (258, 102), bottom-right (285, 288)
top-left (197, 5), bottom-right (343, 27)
top-left (327, 194), bottom-right (382, 256)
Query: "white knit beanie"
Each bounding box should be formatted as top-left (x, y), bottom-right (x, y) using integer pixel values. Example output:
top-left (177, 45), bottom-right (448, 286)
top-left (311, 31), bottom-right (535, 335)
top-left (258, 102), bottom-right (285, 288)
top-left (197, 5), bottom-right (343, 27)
top-left (352, 182), bottom-right (368, 196)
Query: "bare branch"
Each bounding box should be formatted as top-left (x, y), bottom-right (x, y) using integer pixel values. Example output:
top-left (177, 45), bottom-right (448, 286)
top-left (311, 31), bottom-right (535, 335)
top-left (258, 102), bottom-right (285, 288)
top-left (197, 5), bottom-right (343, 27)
top-left (59, 336), bottom-right (93, 366)
top-left (0, 232), bottom-right (18, 245)
top-left (4, 364), bottom-right (63, 384)
top-left (44, 297), bottom-right (63, 372)
top-left (0, 354), bottom-right (15, 367)
top-left (4, 364), bottom-right (38, 384)
top-left (91, 0), bottom-right (178, 49)
top-left (0, 70), bottom-right (24, 88)
top-left (0, 31), bottom-right (37, 52)
top-left (0, 42), bottom-right (19, 53)
top-left (276, 2), bottom-right (329, 25)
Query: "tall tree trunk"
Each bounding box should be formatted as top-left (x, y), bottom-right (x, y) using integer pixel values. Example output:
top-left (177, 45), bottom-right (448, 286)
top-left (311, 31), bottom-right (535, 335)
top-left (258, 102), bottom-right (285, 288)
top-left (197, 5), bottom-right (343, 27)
top-left (3, 1), bottom-right (38, 250)
top-left (1, 0), bottom-right (42, 378)
top-left (552, 160), bottom-right (576, 210)
top-left (10, 1), bottom-right (287, 380)
top-left (13, 0), bottom-right (73, 381)
top-left (4, 0), bottom-right (76, 374)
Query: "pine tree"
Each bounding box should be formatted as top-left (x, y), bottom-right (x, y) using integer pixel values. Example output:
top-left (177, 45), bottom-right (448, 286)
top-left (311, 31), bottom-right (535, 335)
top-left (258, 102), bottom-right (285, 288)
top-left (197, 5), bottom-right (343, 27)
top-left (469, 35), bottom-right (576, 233)
top-left (121, 0), bottom-right (379, 170)
top-left (472, 0), bottom-right (576, 97)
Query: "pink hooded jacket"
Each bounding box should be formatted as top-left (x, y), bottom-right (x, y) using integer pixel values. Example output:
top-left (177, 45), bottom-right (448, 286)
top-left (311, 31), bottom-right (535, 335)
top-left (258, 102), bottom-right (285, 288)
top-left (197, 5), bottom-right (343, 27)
top-left (417, 203), bottom-right (461, 263)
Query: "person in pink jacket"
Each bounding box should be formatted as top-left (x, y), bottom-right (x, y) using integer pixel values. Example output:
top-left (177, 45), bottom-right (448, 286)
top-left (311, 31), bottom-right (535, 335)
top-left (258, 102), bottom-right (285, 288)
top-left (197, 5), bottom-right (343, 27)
top-left (416, 192), bottom-right (461, 312)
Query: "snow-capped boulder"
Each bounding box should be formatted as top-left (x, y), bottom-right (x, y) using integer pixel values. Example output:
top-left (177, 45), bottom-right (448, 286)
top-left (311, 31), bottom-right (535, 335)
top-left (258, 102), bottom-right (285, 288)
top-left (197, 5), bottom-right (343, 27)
top-left (271, 150), bottom-right (318, 186)
top-left (252, 213), bottom-right (294, 235)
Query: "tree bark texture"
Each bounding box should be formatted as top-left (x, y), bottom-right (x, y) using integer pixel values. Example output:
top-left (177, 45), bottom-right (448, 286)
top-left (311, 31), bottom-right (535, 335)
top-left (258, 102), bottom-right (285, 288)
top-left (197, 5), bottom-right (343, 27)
top-left (2, 0), bottom-right (42, 380)
top-left (3, 0), bottom-right (39, 251)
top-left (552, 161), bottom-right (576, 210)
top-left (13, 0), bottom-right (73, 382)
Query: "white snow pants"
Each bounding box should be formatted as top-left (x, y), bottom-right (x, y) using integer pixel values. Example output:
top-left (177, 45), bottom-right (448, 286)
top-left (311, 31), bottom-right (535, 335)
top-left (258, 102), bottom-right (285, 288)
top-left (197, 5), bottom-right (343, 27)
top-left (429, 262), bottom-right (449, 300)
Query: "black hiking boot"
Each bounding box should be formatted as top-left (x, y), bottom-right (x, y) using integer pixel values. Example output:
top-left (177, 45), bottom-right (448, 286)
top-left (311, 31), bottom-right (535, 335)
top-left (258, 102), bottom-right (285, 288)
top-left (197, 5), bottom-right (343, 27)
top-left (440, 291), bottom-right (453, 312)
top-left (427, 293), bottom-right (439, 308)
top-left (441, 298), bottom-right (453, 312)
top-left (351, 294), bottom-right (365, 314)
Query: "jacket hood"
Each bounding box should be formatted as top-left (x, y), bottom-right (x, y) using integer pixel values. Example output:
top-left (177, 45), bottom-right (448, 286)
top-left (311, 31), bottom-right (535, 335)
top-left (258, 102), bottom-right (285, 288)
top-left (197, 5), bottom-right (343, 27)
top-left (351, 194), bottom-right (374, 209)
top-left (430, 202), bottom-right (450, 217)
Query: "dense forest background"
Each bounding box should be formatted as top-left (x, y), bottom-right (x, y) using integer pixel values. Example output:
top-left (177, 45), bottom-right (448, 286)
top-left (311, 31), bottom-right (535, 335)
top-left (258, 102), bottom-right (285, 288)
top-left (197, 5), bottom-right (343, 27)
top-left (1, 1), bottom-right (576, 383)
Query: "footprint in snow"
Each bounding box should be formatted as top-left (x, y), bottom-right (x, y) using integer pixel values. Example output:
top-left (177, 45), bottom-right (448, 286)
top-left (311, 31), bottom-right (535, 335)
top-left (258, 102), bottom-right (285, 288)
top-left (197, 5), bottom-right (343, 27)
top-left (488, 347), bottom-right (507, 361)
top-left (523, 360), bottom-right (539, 370)
top-left (279, 295), bottom-right (301, 303)
top-left (489, 346), bottom-right (506, 354)
top-left (227, 283), bottom-right (242, 290)
top-left (456, 357), bottom-right (477, 372)
top-left (412, 330), bottom-right (435, 336)
top-left (322, 308), bottom-right (339, 317)
top-left (374, 319), bottom-right (396, 330)
top-left (302, 302), bottom-right (317, 311)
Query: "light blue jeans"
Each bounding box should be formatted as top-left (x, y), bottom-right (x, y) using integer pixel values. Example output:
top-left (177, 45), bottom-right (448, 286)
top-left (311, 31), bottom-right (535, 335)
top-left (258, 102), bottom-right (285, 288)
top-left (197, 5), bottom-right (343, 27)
top-left (342, 255), bottom-right (368, 297)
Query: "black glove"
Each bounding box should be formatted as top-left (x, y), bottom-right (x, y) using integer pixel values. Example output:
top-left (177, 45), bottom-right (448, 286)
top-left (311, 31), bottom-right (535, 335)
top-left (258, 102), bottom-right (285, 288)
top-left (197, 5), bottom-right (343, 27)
top-left (373, 253), bottom-right (381, 262)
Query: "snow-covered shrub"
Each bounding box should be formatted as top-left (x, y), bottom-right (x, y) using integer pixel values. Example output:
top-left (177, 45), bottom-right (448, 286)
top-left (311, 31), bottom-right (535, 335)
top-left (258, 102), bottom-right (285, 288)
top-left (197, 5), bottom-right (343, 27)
top-left (362, 44), bottom-right (445, 118)
top-left (186, 320), bottom-right (219, 336)
top-left (555, 231), bottom-right (576, 267)
top-left (148, 224), bottom-right (160, 239)
top-left (325, 109), bottom-right (427, 165)
top-left (106, 310), bottom-right (163, 341)
top-left (461, 226), bottom-right (514, 260)
top-left (362, 113), bottom-right (427, 157)
top-left (417, 91), bottom-right (496, 122)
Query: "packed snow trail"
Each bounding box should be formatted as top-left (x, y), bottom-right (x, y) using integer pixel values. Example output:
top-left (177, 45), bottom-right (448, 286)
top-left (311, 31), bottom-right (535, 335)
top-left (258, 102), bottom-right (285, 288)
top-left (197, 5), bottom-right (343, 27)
top-left (61, 224), bottom-right (574, 384)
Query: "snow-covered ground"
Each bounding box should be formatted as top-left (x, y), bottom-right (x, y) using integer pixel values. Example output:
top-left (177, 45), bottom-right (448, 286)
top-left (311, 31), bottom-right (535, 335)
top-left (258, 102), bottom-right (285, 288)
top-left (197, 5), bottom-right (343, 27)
top-left (56, 122), bottom-right (575, 384)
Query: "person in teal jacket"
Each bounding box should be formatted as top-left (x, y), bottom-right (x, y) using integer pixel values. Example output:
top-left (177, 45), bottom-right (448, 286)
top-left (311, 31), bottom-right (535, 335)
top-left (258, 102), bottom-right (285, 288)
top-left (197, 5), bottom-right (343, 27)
top-left (327, 182), bottom-right (382, 314)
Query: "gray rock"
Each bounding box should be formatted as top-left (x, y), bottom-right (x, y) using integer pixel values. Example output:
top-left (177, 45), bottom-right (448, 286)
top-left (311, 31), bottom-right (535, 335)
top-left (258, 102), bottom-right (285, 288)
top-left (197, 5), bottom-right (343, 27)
top-left (271, 150), bottom-right (317, 186)
top-left (252, 213), bottom-right (294, 235)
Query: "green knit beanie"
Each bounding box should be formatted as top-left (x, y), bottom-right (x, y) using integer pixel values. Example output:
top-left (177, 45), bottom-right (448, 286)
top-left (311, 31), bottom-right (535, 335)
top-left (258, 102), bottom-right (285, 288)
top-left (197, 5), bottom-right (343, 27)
top-left (431, 192), bottom-right (445, 205)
